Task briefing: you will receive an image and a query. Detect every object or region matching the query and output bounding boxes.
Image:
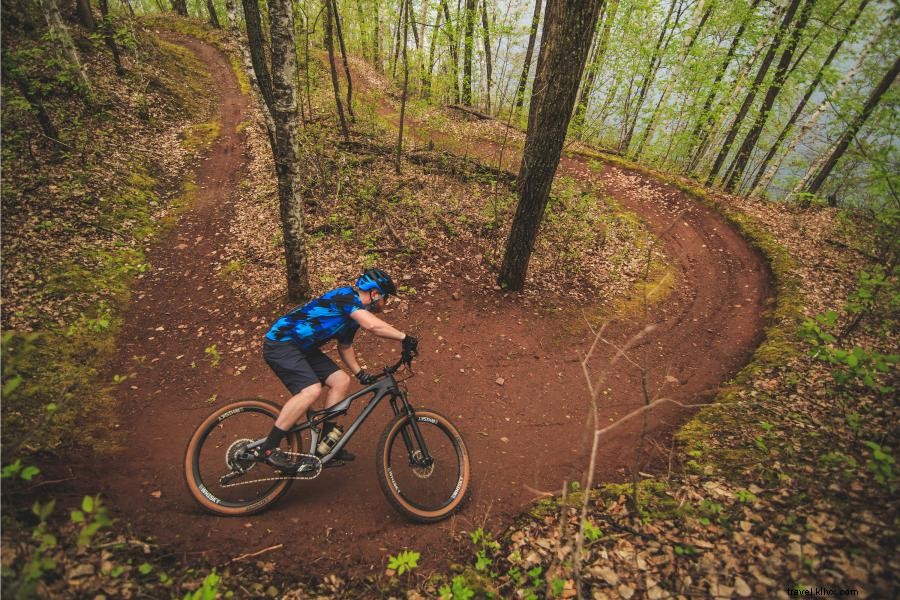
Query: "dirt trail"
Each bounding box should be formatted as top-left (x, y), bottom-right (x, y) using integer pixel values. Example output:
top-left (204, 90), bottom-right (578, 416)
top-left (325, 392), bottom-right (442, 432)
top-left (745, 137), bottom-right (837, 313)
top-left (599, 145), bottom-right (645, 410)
top-left (71, 38), bottom-right (771, 577)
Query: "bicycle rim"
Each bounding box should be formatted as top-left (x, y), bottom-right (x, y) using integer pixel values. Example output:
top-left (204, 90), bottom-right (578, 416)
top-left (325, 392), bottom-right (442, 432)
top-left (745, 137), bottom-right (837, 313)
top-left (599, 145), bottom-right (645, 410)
top-left (378, 410), bottom-right (470, 522)
top-left (184, 399), bottom-right (300, 516)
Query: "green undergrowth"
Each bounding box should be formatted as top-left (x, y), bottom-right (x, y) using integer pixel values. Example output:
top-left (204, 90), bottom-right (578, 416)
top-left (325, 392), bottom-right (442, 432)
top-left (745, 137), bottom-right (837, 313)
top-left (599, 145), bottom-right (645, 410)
top-left (1, 17), bottom-right (220, 459)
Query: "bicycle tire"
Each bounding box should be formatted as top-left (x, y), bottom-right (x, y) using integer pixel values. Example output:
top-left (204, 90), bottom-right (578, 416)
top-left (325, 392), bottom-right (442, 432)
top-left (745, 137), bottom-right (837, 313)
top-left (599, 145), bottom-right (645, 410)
top-left (184, 398), bottom-right (300, 516)
top-left (377, 409), bottom-right (470, 523)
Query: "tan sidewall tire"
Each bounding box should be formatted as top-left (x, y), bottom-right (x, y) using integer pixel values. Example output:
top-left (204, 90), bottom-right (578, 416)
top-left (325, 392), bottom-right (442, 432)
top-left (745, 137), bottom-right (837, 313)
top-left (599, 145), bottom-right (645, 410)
top-left (377, 409), bottom-right (470, 523)
top-left (183, 398), bottom-right (299, 516)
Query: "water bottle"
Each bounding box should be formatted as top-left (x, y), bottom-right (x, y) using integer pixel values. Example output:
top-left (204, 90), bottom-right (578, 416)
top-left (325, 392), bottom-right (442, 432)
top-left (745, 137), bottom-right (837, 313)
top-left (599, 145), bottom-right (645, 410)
top-left (317, 424), bottom-right (344, 456)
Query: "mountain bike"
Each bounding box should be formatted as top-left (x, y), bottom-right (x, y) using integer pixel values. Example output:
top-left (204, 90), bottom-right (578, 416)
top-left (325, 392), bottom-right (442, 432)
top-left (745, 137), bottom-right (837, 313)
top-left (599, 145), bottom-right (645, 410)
top-left (183, 351), bottom-right (470, 522)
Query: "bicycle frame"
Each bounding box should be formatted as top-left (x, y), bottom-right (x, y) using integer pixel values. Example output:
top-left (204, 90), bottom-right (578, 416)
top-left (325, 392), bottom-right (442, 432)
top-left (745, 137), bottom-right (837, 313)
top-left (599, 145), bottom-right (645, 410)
top-left (289, 364), bottom-right (432, 467)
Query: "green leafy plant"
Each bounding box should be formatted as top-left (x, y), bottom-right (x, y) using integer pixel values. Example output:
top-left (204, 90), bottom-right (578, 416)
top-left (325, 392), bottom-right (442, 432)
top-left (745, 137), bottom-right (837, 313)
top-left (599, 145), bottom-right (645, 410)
top-left (1, 459), bottom-right (41, 481)
top-left (70, 494), bottom-right (113, 549)
top-left (863, 441), bottom-right (896, 490)
top-left (387, 549), bottom-right (420, 576)
top-left (439, 575), bottom-right (475, 600)
top-left (582, 519), bottom-right (603, 543)
top-left (204, 344), bottom-right (221, 367)
top-left (183, 570), bottom-right (221, 600)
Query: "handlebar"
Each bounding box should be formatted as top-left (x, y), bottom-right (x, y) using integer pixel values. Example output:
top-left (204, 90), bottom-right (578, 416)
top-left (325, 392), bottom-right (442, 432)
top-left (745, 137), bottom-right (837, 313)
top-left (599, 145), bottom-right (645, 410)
top-left (384, 349), bottom-right (417, 374)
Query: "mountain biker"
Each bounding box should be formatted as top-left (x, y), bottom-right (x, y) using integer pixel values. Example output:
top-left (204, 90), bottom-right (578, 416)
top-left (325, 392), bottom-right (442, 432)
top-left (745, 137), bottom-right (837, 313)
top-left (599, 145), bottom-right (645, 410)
top-left (255, 268), bottom-right (419, 472)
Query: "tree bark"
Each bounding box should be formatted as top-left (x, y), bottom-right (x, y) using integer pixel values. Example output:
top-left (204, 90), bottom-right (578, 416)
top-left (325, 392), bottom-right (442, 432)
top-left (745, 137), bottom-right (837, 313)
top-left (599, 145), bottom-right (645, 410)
top-left (618, 0), bottom-right (679, 154)
top-left (498, 0), bottom-right (603, 291)
top-left (513, 0), bottom-right (541, 111)
top-left (799, 53), bottom-right (900, 199)
top-left (396, 0), bottom-right (410, 174)
top-left (685, 0), bottom-right (762, 174)
top-left (749, 0), bottom-right (870, 196)
top-left (705, 0), bottom-right (803, 186)
top-left (75, 0), bottom-right (96, 30)
top-left (373, 0), bottom-right (382, 69)
top-left (635, 0), bottom-right (711, 158)
top-left (723, 0), bottom-right (814, 192)
top-left (171, 0), bottom-right (188, 17)
top-left (425, 5), bottom-right (443, 94)
top-left (98, 0), bottom-right (125, 75)
top-left (331, 0), bottom-right (354, 121)
top-left (324, 0), bottom-right (350, 141)
top-left (37, 0), bottom-right (92, 93)
top-left (226, 0), bottom-right (275, 136)
top-left (242, 0), bottom-right (276, 115)
top-left (440, 0), bottom-right (460, 103)
top-left (206, 0), bottom-right (221, 28)
top-left (573, 0), bottom-right (617, 139)
top-left (268, 0), bottom-right (312, 301)
top-left (480, 0), bottom-right (492, 112)
top-left (462, 0), bottom-right (475, 105)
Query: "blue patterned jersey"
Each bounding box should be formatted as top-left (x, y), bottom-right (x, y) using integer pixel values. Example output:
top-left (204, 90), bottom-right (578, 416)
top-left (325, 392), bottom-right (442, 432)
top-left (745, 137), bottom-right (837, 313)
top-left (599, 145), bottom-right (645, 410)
top-left (265, 287), bottom-right (364, 350)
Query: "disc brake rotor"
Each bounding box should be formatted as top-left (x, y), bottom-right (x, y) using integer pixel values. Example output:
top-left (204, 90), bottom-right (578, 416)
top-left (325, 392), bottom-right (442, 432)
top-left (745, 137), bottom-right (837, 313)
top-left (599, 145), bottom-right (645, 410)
top-left (411, 450), bottom-right (434, 478)
top-left (225, 438), bottom-right (256, 473)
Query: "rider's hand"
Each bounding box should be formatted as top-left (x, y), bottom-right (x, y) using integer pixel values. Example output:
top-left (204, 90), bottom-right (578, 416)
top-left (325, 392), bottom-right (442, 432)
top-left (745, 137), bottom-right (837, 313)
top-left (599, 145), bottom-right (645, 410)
top-left (402, 335), bottom-right (418, 354)
top-left (356, 369), bottom-right (377, 385)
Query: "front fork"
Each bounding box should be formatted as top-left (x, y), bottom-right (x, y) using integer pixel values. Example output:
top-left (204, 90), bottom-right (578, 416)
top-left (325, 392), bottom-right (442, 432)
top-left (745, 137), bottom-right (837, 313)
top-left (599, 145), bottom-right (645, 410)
top-left (389, 392), bottom-right (434, 467)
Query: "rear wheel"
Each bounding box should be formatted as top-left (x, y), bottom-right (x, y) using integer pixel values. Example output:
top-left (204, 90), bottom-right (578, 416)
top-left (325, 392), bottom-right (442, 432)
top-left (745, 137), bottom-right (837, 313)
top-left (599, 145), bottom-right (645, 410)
top-left (184, 398), bottom-right (302, 516)
top-left (377, 409), bottom-right (470, 523)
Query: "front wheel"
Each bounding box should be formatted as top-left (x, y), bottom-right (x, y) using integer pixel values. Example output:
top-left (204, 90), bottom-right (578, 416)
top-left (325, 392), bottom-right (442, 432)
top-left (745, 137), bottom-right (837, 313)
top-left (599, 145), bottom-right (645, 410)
top-left (184, 398), bottom-right (301, 516)
top-left (377, 409), bottom-right (470, 523)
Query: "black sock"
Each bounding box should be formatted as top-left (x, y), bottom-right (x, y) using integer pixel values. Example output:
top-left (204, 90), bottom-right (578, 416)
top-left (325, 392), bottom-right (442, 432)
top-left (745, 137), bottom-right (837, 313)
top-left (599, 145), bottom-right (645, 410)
top-left (263, 425), bottom-right (288, 452)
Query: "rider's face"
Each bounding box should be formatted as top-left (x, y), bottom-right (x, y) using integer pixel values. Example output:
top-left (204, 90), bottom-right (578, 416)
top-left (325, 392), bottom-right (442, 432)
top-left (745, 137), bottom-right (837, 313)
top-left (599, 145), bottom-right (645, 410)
top-left (369, 291), bottom-right (387, 313)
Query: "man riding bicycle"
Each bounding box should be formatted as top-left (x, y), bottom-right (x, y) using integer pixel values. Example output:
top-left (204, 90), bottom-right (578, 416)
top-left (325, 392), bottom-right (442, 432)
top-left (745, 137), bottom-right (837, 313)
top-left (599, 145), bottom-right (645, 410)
top-left (255, 268), bottom-right (418, 472)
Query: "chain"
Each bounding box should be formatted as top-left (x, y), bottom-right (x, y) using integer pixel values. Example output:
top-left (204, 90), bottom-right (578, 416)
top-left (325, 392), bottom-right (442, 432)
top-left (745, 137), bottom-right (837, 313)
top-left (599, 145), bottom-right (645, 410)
top-left (219, 452), bottom-right (322, 487)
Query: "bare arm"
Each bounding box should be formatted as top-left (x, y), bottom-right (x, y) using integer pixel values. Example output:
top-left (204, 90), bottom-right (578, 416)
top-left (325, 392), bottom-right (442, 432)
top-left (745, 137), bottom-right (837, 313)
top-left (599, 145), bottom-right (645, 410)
top-left (349, 309), bottom-right (407, 341)
top-left (337, 343), bottom-right (363, 375)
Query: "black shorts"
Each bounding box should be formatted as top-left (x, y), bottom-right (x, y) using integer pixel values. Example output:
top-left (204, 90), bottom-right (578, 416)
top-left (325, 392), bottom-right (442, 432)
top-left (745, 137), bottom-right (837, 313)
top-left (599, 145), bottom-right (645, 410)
top-left (263, 339), bottom-right (340, 394)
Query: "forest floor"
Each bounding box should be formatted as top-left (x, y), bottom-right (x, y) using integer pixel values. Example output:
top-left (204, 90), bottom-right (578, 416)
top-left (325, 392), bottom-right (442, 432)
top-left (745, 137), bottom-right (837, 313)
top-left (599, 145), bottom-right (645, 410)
top-left (37, 32), bottom-right (772, 586)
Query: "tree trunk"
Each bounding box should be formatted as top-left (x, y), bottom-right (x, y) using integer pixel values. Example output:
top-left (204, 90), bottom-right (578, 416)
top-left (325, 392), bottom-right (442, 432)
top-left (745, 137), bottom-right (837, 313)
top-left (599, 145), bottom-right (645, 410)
top-left (479, 0), bottom-right (492, 113)
top-left (373, 0), bottom-right (382, 69)
top-left (723, 0), bottom-right (813, 192)
top-left (2, 59), bottom-right (58, 139)
top-left (242, 0), bottom-right (276, 114)
top-left (226, 0), bottom-right (275, 136)
top-left (268, 0), bottom-right (311, 301)
top-left (171, 0), bottom-right (188, 17)
top-left (705, 0), bottom-right (803, 186)
top-left (798, 53), bottom-right (900, 199)
top-left (206, 0), bottom-right (221, 28)
top-left (121, 0), bottom-right (136, 17)
top-left (635, 0), bottom-right (710, 158)
top-left (37, 0), bottom-right (92, 93)
top-left (98, 0), bottom-right (125, 75)
top-left (75, 0), bottom-right (96, 30)
top-left (513, 0), bottom-right (541, 111)
top-left (749, 0), bottom-right (870, 196)
top-left (618, 0), bottom-right (679, 154)
top-left (324, 0), bottom-right (350, 141)
top-left (498, 0), bottom-right (603, 291)
top-left (573, 0), bottom-right (617, 139)
top-left (462, 0), bottom-right (475, 105)
top-left (425, 6), bottom-right (443, 94)
top-left (439, 0), bottom-right (460, 103)
top-left (391, 2), bottom-right (402, 77)
top-left (331, 0), bottom-right (354, 121)
top-left (685, 0), bottom-right (762, 174)
top-left (396, 0), bottom-right (410, 174)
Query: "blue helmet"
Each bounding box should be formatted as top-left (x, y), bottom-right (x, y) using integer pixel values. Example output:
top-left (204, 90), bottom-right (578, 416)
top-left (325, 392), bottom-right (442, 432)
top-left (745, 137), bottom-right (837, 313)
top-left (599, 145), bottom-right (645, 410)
top-left (356, 268), bottom-right (397, 297)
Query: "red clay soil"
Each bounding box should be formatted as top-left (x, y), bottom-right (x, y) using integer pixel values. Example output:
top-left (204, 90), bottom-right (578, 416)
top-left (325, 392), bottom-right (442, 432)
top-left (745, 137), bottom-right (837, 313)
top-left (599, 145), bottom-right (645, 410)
top-left (62, 38), bottom-right (771, 579)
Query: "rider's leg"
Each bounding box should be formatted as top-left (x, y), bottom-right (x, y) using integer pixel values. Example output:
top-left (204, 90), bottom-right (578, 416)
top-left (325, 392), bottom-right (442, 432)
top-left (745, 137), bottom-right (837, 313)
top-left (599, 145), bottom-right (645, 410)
top-left (274, 382), bottom-right (323, 430)
top-left (323, 370), bottom-right (351, 409)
